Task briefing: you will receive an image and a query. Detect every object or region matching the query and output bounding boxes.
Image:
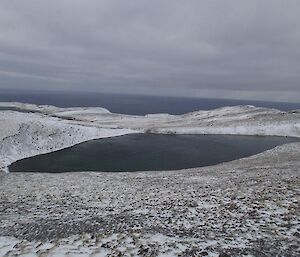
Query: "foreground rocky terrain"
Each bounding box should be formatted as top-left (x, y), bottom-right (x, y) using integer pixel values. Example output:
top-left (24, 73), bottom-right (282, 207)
top-left (0, 103), bottom-right (299, 256)
top-left (0, 142), bottom-right (299, 256)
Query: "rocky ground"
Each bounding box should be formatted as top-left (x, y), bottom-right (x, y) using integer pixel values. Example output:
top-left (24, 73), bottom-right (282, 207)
top-left (0, 142), bottom-right (299, 256)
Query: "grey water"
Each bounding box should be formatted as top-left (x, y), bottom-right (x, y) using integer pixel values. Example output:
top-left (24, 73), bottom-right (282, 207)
top-left (9, 134), bottom-right (299, 172)
top-left (1, 90), bottom-right (299, 115)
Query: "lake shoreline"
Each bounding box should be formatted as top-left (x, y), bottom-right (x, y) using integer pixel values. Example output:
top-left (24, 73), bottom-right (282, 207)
top-left (9, 134), bottom-right (299, 173)
top-left (1, 102), bottom-right (299, 173)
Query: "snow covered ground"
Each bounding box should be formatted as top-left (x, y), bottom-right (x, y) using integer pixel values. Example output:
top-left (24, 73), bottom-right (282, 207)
top-left (0, 102), bottom-right (300, 256)
top-left (0, 142), bottom-right (299, 256)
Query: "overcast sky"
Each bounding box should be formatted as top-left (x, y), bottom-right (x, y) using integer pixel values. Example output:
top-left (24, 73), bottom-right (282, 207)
top-left (0, 0), bottom-right (300, 102)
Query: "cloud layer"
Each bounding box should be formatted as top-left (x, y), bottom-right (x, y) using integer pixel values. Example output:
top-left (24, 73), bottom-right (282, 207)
top-left (0, 0), bottom-right (300, 102)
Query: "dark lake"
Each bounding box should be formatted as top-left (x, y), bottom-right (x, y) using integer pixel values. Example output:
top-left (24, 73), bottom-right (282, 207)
top-left (9, 134), bottom-right (299, 172)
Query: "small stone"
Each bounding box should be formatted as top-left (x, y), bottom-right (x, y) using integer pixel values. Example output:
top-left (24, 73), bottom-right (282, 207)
top-left (200, 251), bottom-right (209, 256)
top-left (293, 231), bottom-right (300, 238)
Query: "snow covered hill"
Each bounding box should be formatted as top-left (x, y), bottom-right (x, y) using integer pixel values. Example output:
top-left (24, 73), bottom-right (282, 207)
top-left (0, 109), bottom-right (134, 173)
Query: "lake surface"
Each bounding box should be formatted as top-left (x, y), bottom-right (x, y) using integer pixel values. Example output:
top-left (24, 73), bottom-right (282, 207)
top-left (1, 90), bottom-right (299, 115)
top-left (9, 134), bottom-right (299, 172)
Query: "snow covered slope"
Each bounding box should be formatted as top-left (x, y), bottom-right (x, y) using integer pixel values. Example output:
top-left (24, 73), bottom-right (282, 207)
top-left (0, 110), bottom-right (135, 172)
top-left (0, 103), bottom-right (299, 172)
top-left (50, 104), bottom-right (300, 137)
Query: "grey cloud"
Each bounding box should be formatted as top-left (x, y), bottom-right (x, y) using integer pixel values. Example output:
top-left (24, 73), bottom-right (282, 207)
top-left (0, 0), bottom-right (300, 102)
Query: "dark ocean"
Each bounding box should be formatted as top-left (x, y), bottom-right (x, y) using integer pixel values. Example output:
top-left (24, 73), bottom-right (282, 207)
top-left (0, 90), bottom-right (299, 115)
